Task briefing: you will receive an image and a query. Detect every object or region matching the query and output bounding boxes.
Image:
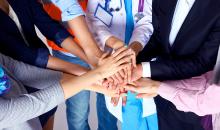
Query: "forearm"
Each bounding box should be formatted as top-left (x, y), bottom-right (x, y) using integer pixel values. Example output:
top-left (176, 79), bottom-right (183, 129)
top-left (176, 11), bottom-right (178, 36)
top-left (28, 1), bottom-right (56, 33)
top-left (129, 41), bottom-right (143, 56)
top-left (67, 16), bottom-right (103, 66)
top-left (61, 36), bottom-right (89, 63)
top-left (47, 55), bottom-right (89, 76)
top-left (106, 36), bottom-right (124, 50)
top-left (60, 69), bottom-right (102, 99)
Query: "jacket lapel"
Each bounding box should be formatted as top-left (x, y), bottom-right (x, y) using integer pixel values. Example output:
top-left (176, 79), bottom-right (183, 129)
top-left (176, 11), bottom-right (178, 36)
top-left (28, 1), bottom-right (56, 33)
top-left (159, 0), bottom-right (177, 53)
top-left (171, 0), bottom-right (207, 50)
top-left (0, 6), bottom-right (21, 36)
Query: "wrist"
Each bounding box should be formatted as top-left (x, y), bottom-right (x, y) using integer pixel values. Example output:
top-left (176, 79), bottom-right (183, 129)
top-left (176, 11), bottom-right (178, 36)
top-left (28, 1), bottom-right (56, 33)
top-left (106, 36), bottom-right (124, 50)
top-left (113, 41), bottom-right (124, 50)
top-left (137, 64), bottom-right (143, 77)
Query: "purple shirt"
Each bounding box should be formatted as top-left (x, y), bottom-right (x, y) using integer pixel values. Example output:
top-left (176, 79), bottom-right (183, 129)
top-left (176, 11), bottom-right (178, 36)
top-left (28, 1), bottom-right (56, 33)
top-left (158, 71), bottom-right (220, 116)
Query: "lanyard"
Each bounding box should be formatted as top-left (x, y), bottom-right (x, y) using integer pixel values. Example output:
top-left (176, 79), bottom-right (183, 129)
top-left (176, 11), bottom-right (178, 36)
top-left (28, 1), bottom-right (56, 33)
top-left (104, 0), bottom-right (110, 10)
top-left (138, 0), bottom-right (144, 12)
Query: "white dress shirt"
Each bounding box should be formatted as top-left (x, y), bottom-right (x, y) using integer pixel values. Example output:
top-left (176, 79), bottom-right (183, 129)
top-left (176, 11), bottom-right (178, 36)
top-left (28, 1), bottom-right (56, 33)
top-left (142, 0), bottom-right (195, 77)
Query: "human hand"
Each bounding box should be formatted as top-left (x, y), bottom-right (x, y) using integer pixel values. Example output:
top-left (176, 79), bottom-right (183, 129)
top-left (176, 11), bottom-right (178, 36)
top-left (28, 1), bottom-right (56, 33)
top-left (131, 64), bottom-right (143, 82)
top-left (124, 78), bottom-right (160, 98)
top-left (97, 47), bottom-right (134, 79)
top-left (110, 86), bottom-right (127, 106)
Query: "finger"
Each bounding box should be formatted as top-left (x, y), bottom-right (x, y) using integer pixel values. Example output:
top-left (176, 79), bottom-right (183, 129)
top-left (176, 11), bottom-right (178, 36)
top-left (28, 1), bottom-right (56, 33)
top-left (118, 69), bottom-right (125, 78)
top-left (108, 82), bottom-right (113, 90)
top-left (113, 49), bottom-right (132, 62)
top-left (115, 55), bottom-right (133, 66)
top-left (111, 97), bottom-right (115, 104)
top-left (122, 96), bottom-right (127, 106)
top-left (111, 97), bottom-right (120, 107)
top-left (127, 63), bottom-right (132, 83)
top-left (131, 51), bottom-right (137, 67)
top-left (112, 84), bottom-right (117, 90)
top-left (100, 52), bottom-right (109, 59)
top-left (102, 80), bottom-right (109, 88)
top-left (115, 72), bottom-right (124, 84)
top-left (136, 93), bottom-right (158, 98)
top-left (119, 93), bottom-right (128, 97)
top-left (112, 47), bottom-right (127, 58)
top-left (112, 75), bottom-right (119, 86)
top-left (124, 84), bottom-right (138, 92)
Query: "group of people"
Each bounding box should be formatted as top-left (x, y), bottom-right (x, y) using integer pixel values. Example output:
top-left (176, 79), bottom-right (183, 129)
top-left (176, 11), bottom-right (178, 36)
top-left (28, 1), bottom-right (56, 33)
top-left (0, 0), bottom-right (220, 130)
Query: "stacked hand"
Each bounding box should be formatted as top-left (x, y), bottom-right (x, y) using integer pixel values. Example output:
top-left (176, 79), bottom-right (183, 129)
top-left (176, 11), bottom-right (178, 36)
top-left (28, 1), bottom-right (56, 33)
top-left (97, 37), bottom-right (161, 106)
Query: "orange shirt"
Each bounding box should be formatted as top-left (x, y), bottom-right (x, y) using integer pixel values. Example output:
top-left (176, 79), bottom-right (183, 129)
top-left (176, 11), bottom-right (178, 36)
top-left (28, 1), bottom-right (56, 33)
top-left (43, 0), bottom-right (88, 52)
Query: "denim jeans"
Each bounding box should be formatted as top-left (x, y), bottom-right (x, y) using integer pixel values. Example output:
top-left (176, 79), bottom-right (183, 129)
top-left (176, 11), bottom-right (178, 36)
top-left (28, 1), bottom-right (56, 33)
top-left (53, 51), bottom-right (90, 130)
top-left (97, 93), bottom-right (118, 130)
top-left (53, 51), bottom-right (118, 130)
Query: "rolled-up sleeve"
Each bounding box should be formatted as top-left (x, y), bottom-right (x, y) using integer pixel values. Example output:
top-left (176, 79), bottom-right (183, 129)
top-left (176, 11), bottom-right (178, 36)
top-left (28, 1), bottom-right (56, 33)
top-left (0, 31), bottom-right (50, 68)
top-left (29, 0), bottom-right (71, 47)
top-left (50, 0), bottom-right (85, 21)
top-left (129, 0), bottom-right (153, 48)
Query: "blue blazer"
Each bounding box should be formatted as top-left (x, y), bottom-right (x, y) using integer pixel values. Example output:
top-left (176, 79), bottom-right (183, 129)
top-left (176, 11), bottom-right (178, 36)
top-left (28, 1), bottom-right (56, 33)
top-left (0, 0), bottom-right (70, 68)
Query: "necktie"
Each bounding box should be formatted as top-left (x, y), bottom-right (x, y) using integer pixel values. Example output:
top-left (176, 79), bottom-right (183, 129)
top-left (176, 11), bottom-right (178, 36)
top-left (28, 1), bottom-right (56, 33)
top-left (123, 2), bottom-right (158, 130)
top-left (124, 0), bottom-right (134, 45)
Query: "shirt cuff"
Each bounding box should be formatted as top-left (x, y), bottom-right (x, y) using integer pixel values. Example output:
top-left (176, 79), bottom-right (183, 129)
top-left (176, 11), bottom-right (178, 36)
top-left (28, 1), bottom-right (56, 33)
top-left (141, 62), bottom-right (151, 77)
top-left (36, 48), bottom-right (50, 68)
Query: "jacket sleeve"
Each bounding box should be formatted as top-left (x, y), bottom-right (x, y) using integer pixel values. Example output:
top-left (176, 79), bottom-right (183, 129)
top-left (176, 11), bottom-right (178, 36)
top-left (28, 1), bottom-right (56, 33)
top-left (0, 84), bottom-right (64, 128)
top-left (158, 72), bottom-right (220, 116)
top-left (0, 53), bottom-right (62, 89)
top-left (28, 0), bottom-right (71, 47)
top-left (0, 53), bottom-right (64, 128)
top-left (150, 18), bottom-right (220, 80)
top-left (0, 31), bottom-right (50, 68)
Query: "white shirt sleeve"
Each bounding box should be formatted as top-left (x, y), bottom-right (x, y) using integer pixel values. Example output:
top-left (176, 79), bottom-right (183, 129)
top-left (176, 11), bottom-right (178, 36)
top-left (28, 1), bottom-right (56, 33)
top-left (129, 0), bottom-right (153, 48)
top-left (142, 62), bottom-right (151, 77)
top-left (86, 1), bottom-right (113, 50)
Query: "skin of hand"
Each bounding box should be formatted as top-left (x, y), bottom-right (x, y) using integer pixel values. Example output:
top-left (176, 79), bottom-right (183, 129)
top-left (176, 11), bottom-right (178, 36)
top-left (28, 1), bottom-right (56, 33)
top-left (97, 47), bottom-right (134, 79)
top-left (60, 48), bottom-right (133, 99)
top-left (106, 36), bottom-right (138, 84)
top-left (109, 41), bottom-right (143, 107)
top-left (124, 78), bottom-right (161, 98)
top-left (67, 16), bottom-right (104, 67)
top-left (131, 64), bottom-right (143, 82)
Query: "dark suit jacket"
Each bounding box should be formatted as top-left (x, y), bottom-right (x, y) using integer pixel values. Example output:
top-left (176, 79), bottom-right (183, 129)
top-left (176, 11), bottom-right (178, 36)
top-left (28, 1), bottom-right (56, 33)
top-left (137, 0), bottom-right (220, 130)
top-left (0, 0), bottom-right (71, 68)
top-left (138, 0), bottom-right (220, 81)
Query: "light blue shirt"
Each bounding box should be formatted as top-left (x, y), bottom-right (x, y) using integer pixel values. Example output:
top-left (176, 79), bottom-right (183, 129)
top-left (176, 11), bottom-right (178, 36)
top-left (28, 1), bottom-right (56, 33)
top-left (49, 0), bottom-right (85, 21)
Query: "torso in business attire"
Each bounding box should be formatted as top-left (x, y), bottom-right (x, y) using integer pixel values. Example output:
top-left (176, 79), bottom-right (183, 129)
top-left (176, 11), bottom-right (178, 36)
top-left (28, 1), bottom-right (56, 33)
top-left (138, 0), bottom-right (220, 130)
